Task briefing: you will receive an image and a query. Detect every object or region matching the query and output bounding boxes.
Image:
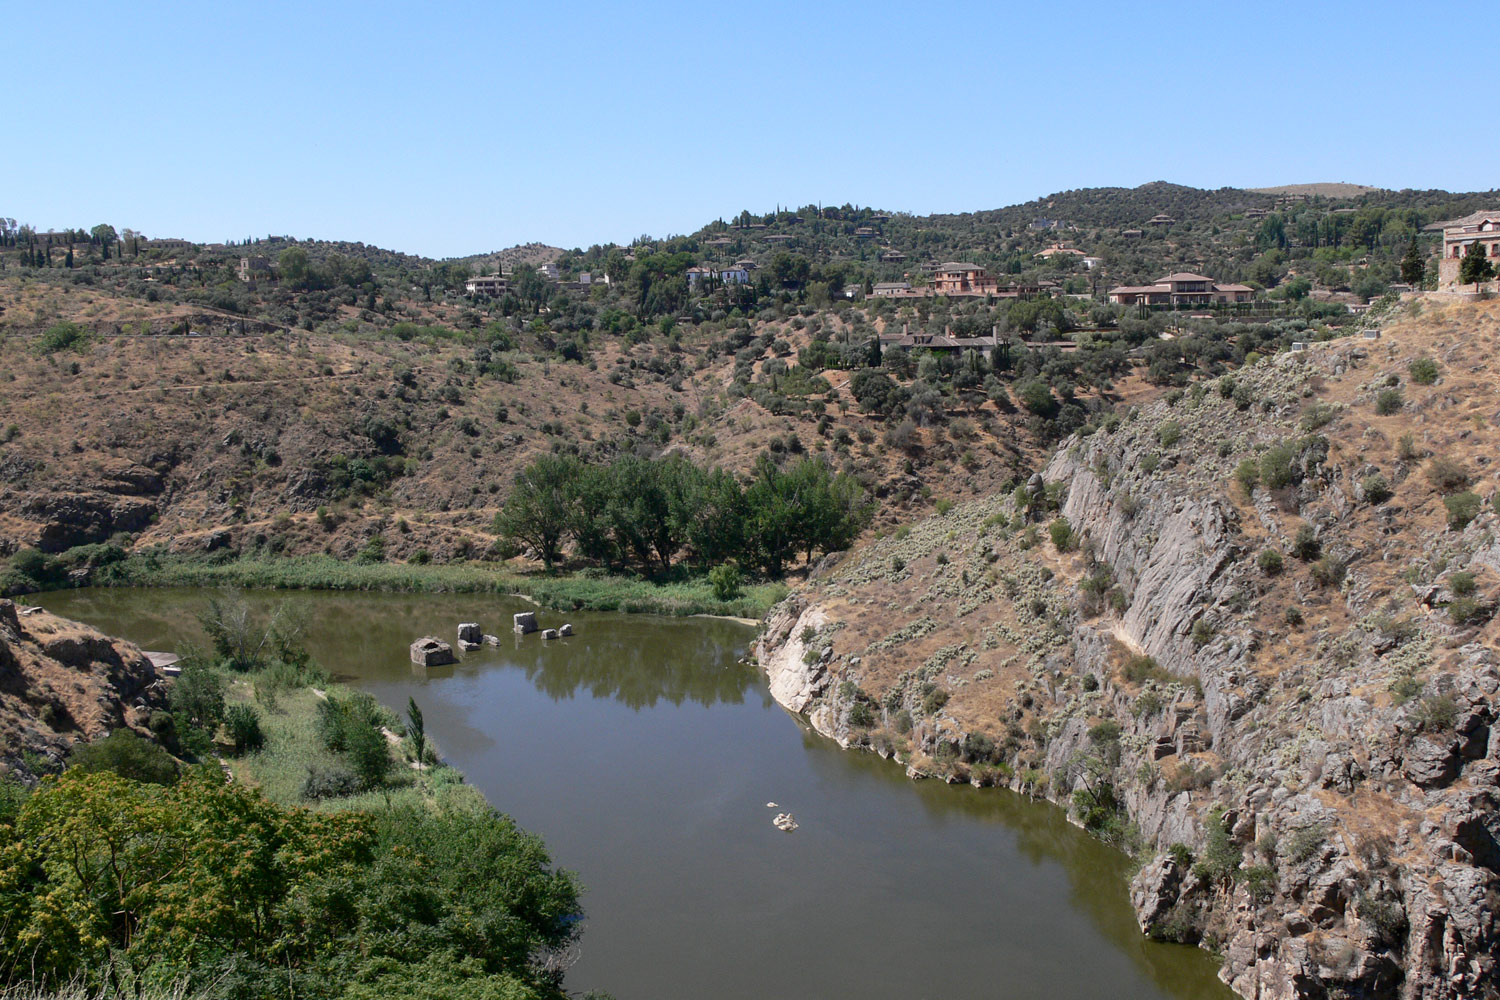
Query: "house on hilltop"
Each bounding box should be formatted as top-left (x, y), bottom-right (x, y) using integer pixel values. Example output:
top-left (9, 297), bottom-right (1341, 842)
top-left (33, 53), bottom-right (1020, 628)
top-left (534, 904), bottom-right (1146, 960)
top-left (237, 256), bottom-right (272, 282)
top-left (1108, 272), bottom-right (1253, 306)
top-left (686, 265), bottom-right (751, 288)
top-left (464, 274), bottom-right (508, 297)
top-left (1147, 214), bottom-right (1176, 227)
top-left (932, 262), bottom-right (1001, 295)
top-left (1433, 211), bottom-right (1500, 289)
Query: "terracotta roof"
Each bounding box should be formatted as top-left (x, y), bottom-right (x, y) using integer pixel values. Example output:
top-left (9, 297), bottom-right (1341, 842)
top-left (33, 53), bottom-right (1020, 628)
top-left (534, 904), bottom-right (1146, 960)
top-left (1109, 284), bottom-right (1169, 295)
top-left (1213, 283), bottom-right (1254, 293)
top-left (1157, 272), bottom-right (1215, 283)
top-left (935, 262), bottom-right (984, 271)
top-left (1427, 210), bottom-right (1500, 231)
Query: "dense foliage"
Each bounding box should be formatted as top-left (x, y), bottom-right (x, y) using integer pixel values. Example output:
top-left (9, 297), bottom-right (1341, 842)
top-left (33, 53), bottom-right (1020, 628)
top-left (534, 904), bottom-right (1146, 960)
top-left (0, 770), bottom-right (585, 1000)
top-left (496, 452), bottom-right (869, 577)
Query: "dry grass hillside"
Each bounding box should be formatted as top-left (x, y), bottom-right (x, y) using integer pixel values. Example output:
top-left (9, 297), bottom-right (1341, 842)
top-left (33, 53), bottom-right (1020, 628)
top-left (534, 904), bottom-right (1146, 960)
top-left (0, 293), bottom-right (1055, 570)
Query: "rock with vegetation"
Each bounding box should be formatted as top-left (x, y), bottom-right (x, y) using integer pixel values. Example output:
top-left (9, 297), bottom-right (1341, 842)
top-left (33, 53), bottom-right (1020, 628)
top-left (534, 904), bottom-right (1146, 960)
top-left (756, 301), bottom-right (1500, 1000)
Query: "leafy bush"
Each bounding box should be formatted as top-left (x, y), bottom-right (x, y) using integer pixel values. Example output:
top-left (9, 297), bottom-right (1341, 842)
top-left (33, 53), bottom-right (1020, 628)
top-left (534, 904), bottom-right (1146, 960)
top-left (1242, 864), bottom-right (1277, 903)
top-left (1285, 822), bottom-right (1327, 864)
top-left (1426, 457), bottom-right (1472, 494)
top-left (35, 321), bottom-right (90, 355)
top-left (1049, 518), bottom-right (1075, 552)
top-left (300, 763), bottom-right (362, 800)
top-left (1415, 694), bottom-right (1459, 732)
top-left (1290, 525), bottom-right (1320, 560)
top-left (1191, 618), bottom-right (1215, 648)
top-left (1122, 655), bottom-right (1171, 685)
top-left (1362, 474), bottom-right (1392, 504)
top-left (1374, 389), bottom-right (1404, 416)
top-left (1257, 549), bottom-right (1284, 575)
top-left (1444, 491), bottom-right (1481, 530)
top-left (921, 686), bottom-right (950, 716)
top-left (1449, 571), bottom-right (1477, 596)
top-left (709, 563), bottom-right (743, 601)
top-left (1408, 356), bottom-right (1439, 385)
top-left (1311, 555), bottom-right (1346, 588)
top-left (1157, 421), bottom-right (1182, 448)
top-left (223, 703), bottom-right (264, 755)
top-left (1193, 808), bottom-right (1240, 885)
top-left (1259, 442), bottom-right (1300, 489)
top-left (68, 730), bottom-right (178, 785)
top-left (1234, 459), bottom-right (1259, 496)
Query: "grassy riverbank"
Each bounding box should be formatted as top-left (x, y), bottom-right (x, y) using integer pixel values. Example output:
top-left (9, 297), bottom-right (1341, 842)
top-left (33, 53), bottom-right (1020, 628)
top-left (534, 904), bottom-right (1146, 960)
top-left (22, 550), bottom-right (787, 619)
top-left (222, 675), bottom-right (477, 814)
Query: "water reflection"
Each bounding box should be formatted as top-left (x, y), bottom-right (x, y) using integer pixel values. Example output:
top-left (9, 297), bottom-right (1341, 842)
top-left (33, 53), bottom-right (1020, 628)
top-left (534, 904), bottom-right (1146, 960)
top-left (516, 630), bottom-right (766, 709)
top-left (38, 587), bottom-right (1233, 1000)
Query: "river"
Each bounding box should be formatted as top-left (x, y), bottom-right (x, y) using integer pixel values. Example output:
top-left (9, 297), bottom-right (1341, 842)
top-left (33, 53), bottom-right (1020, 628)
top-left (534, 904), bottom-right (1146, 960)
top-left (38, 587), bottom-right (1233, 1000)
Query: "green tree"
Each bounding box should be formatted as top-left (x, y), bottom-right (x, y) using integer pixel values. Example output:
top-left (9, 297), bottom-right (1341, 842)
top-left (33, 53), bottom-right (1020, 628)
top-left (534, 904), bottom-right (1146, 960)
top-left (496, 455), bottom-right (581, 571)
top-left (1459, 240), bottom-right (1496, 288)
top-left (169, 662), bottom-right (225, 731)
top-left (1400, 238), bottom-right (1426, 287)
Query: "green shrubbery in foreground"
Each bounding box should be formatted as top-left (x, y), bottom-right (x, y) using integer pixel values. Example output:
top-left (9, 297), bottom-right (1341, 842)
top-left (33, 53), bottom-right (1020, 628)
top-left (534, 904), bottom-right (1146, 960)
top-left (0, 770), bottom-right (587, 1000)
top-left (2, 595), bottom-right (605, 1000)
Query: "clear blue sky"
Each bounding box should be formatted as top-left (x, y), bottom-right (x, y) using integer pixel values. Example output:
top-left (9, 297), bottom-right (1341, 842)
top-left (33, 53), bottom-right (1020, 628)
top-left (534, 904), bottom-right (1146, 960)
top-left (7, 1), bottom-right (1482, 258)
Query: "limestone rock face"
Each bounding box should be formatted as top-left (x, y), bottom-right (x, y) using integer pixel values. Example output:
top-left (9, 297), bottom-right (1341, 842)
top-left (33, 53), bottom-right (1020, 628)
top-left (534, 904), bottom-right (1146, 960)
top-left (410, 636), bottom-right (456, 667)
top-left (1404, 736), bottom-right (1461, 788)
top-left (755, 597), bottom-right (832, 724)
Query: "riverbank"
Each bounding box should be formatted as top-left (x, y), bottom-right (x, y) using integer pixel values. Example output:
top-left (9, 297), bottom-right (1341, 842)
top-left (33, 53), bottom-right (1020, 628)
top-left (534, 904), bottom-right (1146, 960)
top-left (17, 550), bottom-right (787, 619)
top-left (219, 676), bottom-right (478, 814)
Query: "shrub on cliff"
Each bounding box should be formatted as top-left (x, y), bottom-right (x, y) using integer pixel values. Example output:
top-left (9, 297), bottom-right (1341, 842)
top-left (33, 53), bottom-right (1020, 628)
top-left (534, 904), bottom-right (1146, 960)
top-left (1444, 491), bottom-right (1481, 531)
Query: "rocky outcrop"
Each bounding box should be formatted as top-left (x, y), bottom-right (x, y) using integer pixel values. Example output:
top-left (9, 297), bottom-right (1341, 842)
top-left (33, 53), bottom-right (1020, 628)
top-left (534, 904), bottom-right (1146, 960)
top-left (22, 492), bottom-right (158, 552)
top-left (0, 600), bottom-right (165, 780)
top-left (756, 596), bottom-right (835, 735)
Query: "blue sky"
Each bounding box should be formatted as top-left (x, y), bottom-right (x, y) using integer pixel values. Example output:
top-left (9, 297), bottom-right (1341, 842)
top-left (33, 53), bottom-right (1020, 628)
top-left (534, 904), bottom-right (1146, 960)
top-left (7, 1), bottom-right (1484, 258)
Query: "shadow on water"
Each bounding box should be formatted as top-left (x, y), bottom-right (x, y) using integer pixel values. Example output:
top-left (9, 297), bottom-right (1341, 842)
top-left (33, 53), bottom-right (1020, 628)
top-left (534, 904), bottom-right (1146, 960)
top-left (38, 587), bottom-right (1232, 1000)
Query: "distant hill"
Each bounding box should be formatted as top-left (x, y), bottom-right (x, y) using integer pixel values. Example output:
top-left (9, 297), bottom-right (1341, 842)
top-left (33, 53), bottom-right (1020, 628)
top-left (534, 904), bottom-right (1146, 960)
top-left (1249, 182), bottom-right (1382, 198)
top-left (454, 241), bottom-right (563, 274)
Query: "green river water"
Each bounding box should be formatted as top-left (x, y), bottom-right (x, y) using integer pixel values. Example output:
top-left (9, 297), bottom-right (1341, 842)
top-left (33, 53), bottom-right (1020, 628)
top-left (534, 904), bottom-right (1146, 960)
top-left (38, 587), bottom-right (1234, 1000)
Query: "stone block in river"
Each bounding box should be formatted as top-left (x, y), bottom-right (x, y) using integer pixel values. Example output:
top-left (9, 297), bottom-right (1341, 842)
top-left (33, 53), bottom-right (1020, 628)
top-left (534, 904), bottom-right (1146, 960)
top-left (483, 634), bottom-right (501, 646)
top-left (559, 623), bottom-right (573, 636)
top-left (458, 640), bottom-right (481, 652)
top-left (458, 622), bottom-right (482, 644)
top-left (411, 636), bottom-right (456, 667)
top-left (541, 628), bottom-right (560, 640)
top-left (513, 612), bottom-right (538, 634)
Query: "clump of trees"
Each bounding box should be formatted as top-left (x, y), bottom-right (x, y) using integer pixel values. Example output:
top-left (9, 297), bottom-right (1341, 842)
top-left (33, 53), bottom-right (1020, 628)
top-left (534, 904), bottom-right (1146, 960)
top-left (496, 453), bottom-right (870, 578)
top-left (0, 769), bottom-right (584, 1000)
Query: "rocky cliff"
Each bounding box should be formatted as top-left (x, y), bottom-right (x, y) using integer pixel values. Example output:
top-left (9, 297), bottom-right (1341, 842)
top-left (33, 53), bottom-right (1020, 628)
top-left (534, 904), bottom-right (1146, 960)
top-left (0, 598), bottom-right (166, 780)
top-left (756, 300), bottom-right (1500, 999)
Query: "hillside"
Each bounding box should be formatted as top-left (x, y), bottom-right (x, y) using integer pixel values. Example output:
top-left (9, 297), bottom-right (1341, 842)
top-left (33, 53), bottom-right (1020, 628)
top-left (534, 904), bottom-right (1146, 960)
top-left (756, 298), bottom-right (1500, 999)
top-left (1251, 183), bottom-right (1383, 198)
